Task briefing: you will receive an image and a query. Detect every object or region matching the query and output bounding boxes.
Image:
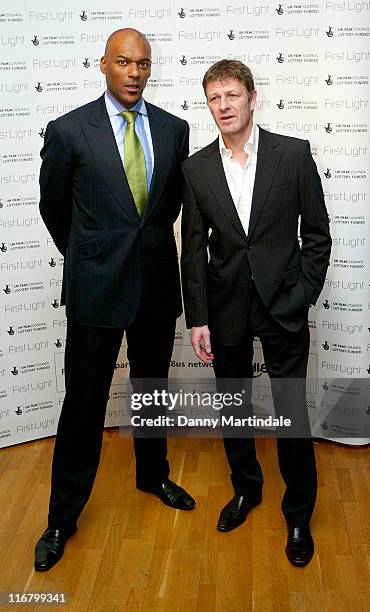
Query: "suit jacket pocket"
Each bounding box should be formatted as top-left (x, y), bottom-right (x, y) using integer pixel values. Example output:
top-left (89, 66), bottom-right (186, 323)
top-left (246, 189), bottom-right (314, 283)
top-left (69, 237), bottom-right (102, 265)
top-left (207, 275), bottom-right (223, 291)
top-left (269, 180), bottom-right (292, 195)
top-left (282, 266), bottom-right (300, 286)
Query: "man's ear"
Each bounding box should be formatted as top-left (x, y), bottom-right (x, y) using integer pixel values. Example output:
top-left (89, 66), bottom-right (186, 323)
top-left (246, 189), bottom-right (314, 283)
top-left (249, 90), bottom-right (257, 111)
top-left (100, 56), bottom-right (106, 75)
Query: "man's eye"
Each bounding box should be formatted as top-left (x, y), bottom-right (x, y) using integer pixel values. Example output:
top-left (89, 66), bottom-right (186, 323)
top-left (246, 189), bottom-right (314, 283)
top-left (140, 62), bottom-right (150, 68)
top-left (119, 59), bottom-right (128, 65)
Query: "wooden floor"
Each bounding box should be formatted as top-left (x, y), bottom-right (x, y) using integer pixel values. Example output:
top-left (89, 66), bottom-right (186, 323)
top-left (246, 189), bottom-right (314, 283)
top-left (0, 432), bottom-right (368, 611)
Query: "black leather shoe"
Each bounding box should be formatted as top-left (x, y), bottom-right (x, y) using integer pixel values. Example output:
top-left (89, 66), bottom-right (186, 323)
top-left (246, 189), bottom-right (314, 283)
top-left (137, 479), bottom-right (196, 510)
top-left (34, 525), bottom-right (77, 571)
top-left (285, 526), bottom-right (314, 567)
top-left (217, 494), bottom-right (262, 532)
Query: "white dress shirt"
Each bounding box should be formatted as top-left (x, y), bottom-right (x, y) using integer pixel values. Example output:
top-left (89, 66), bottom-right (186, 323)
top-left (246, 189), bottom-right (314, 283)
top-left (219, 123), bottom-right (259, 237)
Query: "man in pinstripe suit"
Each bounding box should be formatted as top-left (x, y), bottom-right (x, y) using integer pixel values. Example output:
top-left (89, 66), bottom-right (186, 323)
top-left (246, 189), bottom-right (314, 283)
top-left (35, 28), bottom-right (195, 572)
top-left (181, 60), bottom-right (331, 566)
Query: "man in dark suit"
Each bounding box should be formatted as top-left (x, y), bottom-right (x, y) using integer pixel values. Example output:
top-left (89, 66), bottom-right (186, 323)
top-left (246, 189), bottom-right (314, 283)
top-left (35, 28), bottom-right (195, 571)
top-left (181, 60), bottom-right (331, 566)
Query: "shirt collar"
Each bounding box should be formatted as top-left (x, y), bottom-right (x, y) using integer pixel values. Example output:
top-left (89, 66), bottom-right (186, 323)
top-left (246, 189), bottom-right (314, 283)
top-left (219, 122), bottom-right (259, 158)
top-left (104, 90), bottom-right (148, 118)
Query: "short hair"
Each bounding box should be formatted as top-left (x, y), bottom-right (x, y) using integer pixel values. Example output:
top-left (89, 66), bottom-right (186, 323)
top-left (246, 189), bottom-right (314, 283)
top-left (202, 59), bottom-right (255, 98)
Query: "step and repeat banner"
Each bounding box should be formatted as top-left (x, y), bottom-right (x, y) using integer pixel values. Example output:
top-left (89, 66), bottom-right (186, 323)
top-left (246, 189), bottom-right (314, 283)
top-left (0, 0), bottom-right (369, 447)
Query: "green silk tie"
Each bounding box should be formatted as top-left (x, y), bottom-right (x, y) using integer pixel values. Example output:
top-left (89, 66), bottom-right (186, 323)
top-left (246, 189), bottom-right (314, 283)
top-left (121, 111), bottom-right (148, 216)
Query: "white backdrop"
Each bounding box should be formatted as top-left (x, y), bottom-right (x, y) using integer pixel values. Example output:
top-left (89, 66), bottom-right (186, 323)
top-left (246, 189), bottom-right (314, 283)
top-left (0, 0), bottom-right (369, 447)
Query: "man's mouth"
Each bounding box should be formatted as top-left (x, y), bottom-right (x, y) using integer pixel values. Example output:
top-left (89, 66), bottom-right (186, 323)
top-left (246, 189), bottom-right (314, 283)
top-left (125, 84), bottom-right (140, 93)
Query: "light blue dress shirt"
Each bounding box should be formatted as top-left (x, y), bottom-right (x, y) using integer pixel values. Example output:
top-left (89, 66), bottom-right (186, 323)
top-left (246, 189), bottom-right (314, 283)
top-left (104, 90), bottom-right (154, 191)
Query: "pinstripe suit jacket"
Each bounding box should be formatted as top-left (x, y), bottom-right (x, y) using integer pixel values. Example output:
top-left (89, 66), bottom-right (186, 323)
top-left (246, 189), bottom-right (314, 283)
top-left (181, 127), bottom-right (331, 345)
top-left (39, 95), bottom-right (189, 328)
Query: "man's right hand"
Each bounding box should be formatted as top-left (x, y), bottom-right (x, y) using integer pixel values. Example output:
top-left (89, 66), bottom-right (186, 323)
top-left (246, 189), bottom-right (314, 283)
top-left (191, 326), bottom-right (214, 364)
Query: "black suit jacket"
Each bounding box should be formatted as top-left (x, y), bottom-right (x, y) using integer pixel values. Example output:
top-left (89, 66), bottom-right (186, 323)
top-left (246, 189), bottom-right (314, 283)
top-left (181, 127), bottom-right (331, 345)
top-left (39, 94), bottom-right (189, 327)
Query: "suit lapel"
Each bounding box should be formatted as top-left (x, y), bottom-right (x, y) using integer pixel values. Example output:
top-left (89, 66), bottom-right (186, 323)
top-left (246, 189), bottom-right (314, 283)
top-left (247, 128), bottom-right (282, 239)
top-left (141, 102), bottom-right (172, 224)
top-left (82, 95), bottom-right (139, 220)
top-left (203, 140), bottom-right (247, 241)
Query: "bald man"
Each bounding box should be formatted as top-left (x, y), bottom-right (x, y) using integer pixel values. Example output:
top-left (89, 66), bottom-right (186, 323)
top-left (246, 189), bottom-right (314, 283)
top-left (35, 29), bottom-right (194, 571)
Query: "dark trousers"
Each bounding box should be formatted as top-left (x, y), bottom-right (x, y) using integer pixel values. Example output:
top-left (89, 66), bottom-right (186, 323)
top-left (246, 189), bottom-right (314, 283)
top-left (212, 286), bottom-right (317, 528)
top-left (48, 304), bottom-right (176, 529)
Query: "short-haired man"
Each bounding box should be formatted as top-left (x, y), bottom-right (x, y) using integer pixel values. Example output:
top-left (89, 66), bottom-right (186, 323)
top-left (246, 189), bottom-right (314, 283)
top-left (35, 28), bottom-right (195, 572)
top-left (181, 60), bottom-right (331, 566)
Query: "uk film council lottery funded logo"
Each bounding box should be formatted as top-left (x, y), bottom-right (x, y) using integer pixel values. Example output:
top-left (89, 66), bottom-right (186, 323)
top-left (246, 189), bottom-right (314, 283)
top-left (324, 122), bottom-right (367, 135)
top-left (78, 9), bottom-right (123, 21)
top-left (179, 98), bottom-right (207, 112)
top-left (275, 52), bottom-right (319, 65)
top-left (226, 28), bottom-right (270, 41)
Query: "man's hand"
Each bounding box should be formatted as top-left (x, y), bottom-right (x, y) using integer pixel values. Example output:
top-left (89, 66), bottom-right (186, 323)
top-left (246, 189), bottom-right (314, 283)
top-left (191, 326), bottom-right (214, 364)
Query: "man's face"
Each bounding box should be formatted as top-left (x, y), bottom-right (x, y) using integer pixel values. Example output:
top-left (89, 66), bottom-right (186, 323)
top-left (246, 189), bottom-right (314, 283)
top-left (100, 32), bottom-right (151, 108)
top-left (205, 78), bottom-right (257, 139)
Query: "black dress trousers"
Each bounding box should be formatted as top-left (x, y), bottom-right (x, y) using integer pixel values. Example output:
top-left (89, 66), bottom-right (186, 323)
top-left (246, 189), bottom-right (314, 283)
top-left (212, 284), bottom-right (317, 528)
top-left (48, 301), bottom-right (176, 530)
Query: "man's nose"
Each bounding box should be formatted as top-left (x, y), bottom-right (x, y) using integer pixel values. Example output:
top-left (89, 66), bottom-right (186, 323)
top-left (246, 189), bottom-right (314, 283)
top-left (128, 61), bottom-right (140, 77)
top-left (218, 96), bottom-right (229, 111)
